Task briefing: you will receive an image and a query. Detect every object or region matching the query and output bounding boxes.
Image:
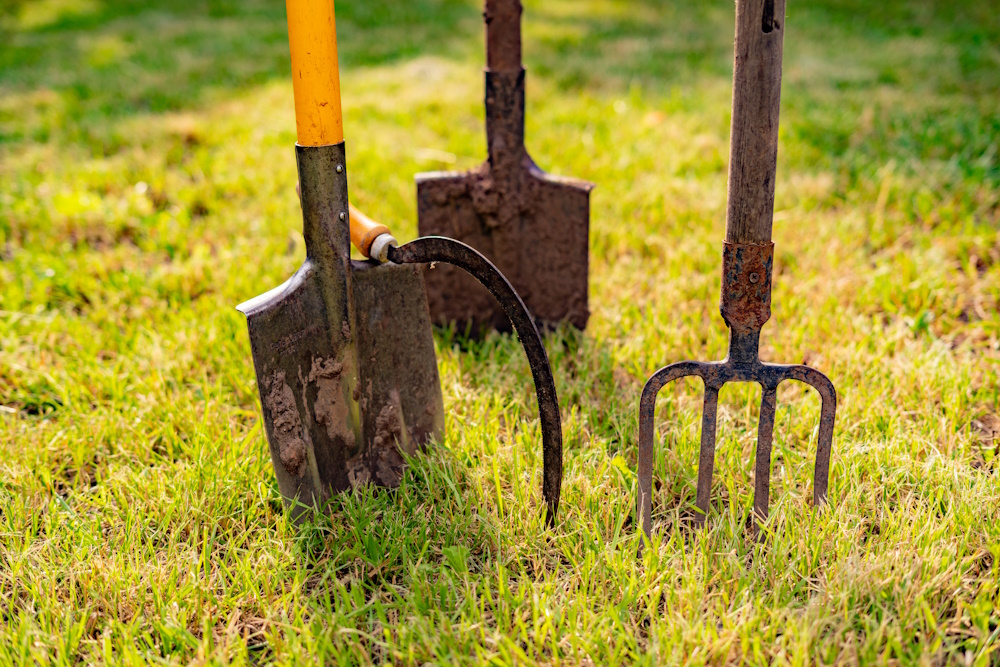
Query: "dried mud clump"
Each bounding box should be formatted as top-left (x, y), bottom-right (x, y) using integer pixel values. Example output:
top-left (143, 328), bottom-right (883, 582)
top-left (264, 371), bottom-right (308, 477)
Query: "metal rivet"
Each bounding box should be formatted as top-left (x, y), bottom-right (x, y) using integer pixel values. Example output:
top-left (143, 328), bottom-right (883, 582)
top-left (336, 165), bottom-right (344, 173)
top-left (749, 273), bottom-right (759, 284)
top-left (339, 212), bottom-right (347, 221)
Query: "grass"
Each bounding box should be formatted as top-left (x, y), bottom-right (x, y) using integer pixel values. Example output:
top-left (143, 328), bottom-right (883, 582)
top-left (1, 0), bottom-right (999, 663)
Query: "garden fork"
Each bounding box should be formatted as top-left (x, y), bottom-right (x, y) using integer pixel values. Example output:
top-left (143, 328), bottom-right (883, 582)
top-left (637, 0), bottom-right (836, 540)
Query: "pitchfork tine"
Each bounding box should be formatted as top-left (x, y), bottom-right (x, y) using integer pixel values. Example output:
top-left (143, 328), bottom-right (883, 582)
top-left (695, 386), bottom-right (720, 525)
top-left (638, 363), bottom-right (837, 547)
top-left (637, 362), bottom-right (708, 546)
top-left (752, 386), bottom-right (777, 532)
top-left (784, 365), bottom-right (837, 505)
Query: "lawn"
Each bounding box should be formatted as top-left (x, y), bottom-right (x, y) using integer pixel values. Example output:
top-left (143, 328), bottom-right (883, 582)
top-left (1, 0), bottom-right (999, 664)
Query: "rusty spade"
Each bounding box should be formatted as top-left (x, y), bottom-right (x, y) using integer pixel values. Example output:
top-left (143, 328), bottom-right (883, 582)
top-left (637, 0), bottom-right (837, 541)
top-left (417, 0), bottom-right (594, 334)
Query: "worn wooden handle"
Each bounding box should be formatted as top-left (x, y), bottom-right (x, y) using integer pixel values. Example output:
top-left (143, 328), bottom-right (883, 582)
top-left (725, 0), bottom-right (786, 245)
top-left (349, 205), bottom-right (391, 259)
top-left (286, 0), bottom-right (344, 146)
top-left (485, 0), bottom-right (522, 72)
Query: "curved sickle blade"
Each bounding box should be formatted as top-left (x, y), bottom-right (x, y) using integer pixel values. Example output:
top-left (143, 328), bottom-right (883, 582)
top-left (388, 237), bottom-right (563, 526)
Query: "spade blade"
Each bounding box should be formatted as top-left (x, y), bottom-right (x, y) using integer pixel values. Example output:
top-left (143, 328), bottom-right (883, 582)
top-left (417, 160), bottom-right (591, 333)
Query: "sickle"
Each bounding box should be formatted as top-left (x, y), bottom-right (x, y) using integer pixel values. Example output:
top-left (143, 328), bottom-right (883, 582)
top-left (386, 237), bottom-right (563, 526)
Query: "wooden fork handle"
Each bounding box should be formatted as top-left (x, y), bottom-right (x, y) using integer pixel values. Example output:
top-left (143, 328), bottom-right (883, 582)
top-left (725, 0), bottom-right (786, 245)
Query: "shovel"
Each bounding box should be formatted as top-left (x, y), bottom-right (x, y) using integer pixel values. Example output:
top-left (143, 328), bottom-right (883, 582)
top-left (239, 0), bottom-right (564, 524)
top-left (417, 0), bottom-right (594, 334)
top-left (237, 0), bottom-right (443, 519)
top-left (637, 0), bottom-right (837, 542)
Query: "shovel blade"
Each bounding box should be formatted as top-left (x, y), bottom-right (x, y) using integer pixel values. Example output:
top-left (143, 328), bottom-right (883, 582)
top-left (238, 261), bottom-right (363, 520)
top-left (417, 165), bottom-right (592, 334)
top-left (352, 260), bottom-right (444, 488)
top-left (239, 259), bottom-right (445, 520)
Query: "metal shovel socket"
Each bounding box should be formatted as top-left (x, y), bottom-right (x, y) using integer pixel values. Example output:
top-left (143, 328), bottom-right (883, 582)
top-left (388, 237), bottom-right (563, 526)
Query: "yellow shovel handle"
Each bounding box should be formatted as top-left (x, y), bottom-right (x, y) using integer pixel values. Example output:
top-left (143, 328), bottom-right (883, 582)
top-left (286, 2), bottom-right (393, 260)
top-left (286, 0), bottom-right (344, 146)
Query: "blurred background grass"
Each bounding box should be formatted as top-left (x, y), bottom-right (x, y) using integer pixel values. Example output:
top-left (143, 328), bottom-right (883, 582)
top-left (1, 0), bottom-right (998, 664)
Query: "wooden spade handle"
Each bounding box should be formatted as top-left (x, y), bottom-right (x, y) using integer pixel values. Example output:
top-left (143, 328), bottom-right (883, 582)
top-left (348, 205), bottom-right (392, 259)
top-left (725, 0), bottom-right (786, 245)
top-left (286, 0), bottom-right (344, 146)
top-left (485, 0), bottom-right (523, 73)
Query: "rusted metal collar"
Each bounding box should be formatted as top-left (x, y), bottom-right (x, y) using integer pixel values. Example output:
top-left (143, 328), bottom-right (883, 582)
top-left (720, 241), bottom-right (773, 336)
top-left (387, 236), bottom-right (563, 526)
top-left (721, 242), bottom-right (774, 365)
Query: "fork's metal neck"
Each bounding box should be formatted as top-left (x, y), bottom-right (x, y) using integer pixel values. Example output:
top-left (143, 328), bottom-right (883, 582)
top-left (719, 241), bottom-right (774, 365)
top-left (727, 330), bottom-right (761, 365)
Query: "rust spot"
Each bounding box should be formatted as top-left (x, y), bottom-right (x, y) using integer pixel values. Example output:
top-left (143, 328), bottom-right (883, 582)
top-left (762, 0), bottom-right (777, 33)
top-left (720, 242), bottom-right (774, 334)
